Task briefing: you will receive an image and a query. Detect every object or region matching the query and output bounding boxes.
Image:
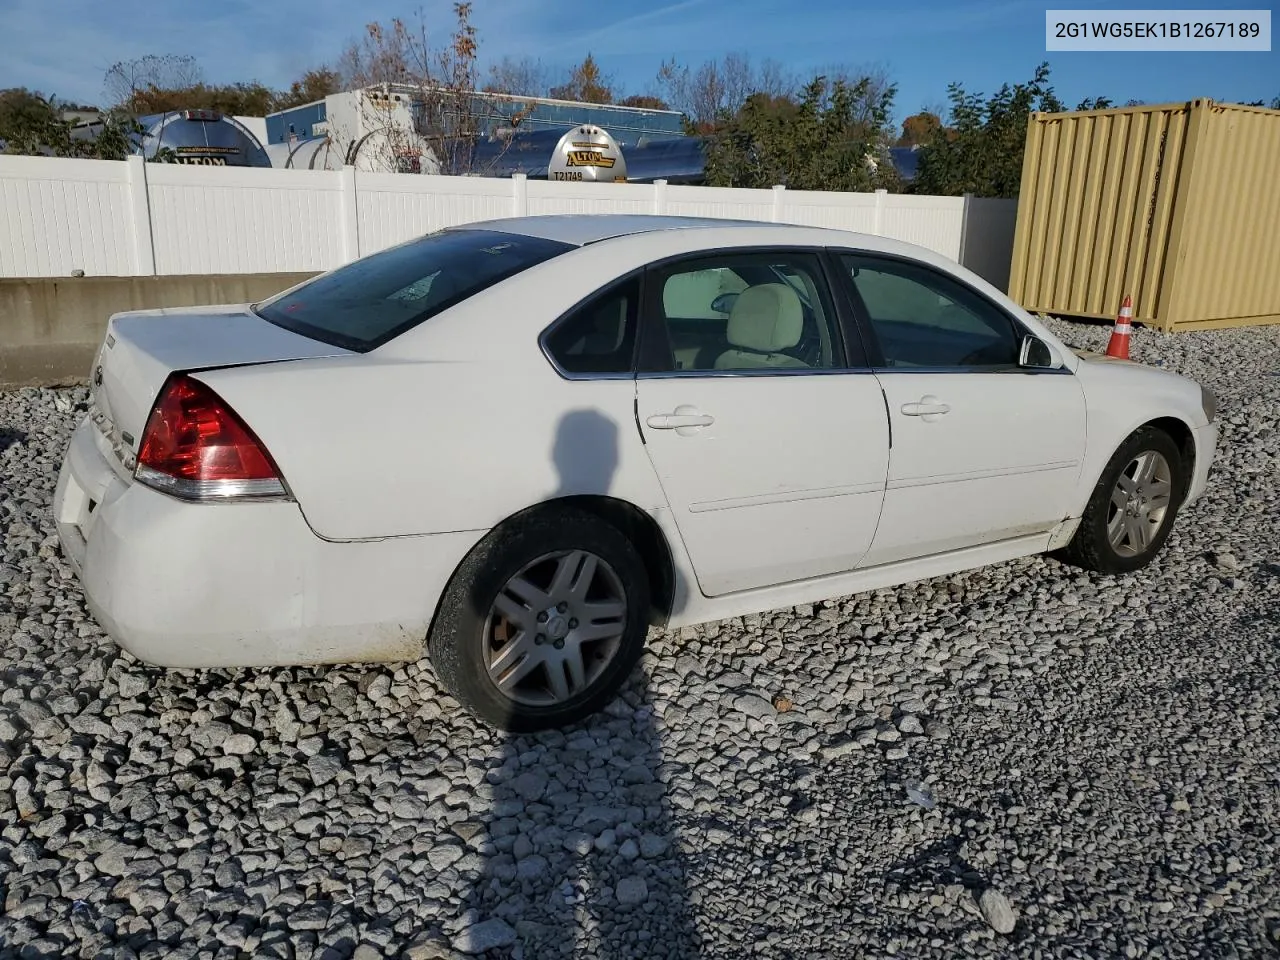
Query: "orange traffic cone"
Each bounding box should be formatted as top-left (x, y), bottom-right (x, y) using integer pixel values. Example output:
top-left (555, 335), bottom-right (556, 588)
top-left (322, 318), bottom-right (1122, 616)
top-left (1106, 295), bottom-right (1133, 359)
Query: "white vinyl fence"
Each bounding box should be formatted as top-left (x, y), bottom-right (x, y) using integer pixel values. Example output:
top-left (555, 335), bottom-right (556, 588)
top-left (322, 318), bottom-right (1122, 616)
top-left (0, 154), bottom-right (1020, 290)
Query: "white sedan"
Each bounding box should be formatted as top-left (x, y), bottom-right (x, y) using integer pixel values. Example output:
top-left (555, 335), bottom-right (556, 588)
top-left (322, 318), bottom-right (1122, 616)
top-left (54, 215), bottom-right (1218, 730)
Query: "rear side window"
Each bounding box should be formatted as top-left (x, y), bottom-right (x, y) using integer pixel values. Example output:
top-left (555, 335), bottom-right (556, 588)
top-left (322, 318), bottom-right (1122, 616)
top-left (647, 252), bottom-right (843, 373)
top-left (255, 228), bottom-right (572, 351)
top-left (543, 277), bottom-right (641, 375)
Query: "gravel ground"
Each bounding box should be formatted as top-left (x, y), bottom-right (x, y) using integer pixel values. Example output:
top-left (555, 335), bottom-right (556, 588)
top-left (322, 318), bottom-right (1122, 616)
top-left (2, 317), bottom-right (1279, 959)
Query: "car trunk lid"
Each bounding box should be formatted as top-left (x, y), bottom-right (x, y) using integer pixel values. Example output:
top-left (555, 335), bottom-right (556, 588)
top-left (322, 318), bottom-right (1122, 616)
top-left (89, 304), bottom-right (349, 469)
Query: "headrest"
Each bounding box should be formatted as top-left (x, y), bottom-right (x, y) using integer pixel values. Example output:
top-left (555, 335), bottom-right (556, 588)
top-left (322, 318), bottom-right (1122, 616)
top-left (726, 283), bottom-right (803, 353)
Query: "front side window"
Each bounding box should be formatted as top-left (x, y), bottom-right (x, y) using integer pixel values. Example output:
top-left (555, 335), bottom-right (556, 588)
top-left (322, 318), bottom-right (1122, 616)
top-left (255, 228), bottom-right (572, 351)
top-left (841, 254), bottom-right (1021, 368)
top-left (543, 277), bottom-right (640, 375)
top-left (647, 253), bottom-right (842, 373)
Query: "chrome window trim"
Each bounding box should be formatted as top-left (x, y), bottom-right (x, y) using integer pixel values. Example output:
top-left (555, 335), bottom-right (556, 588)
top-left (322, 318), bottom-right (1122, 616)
top-left (868, 364), bottom-right (1075, 376)
top-left (545, 369), bottom-right (636, 381)
top-left (549, 359), bottom-right (1074, 382)
top-left (632, 363), bottom-right (1073, 381)
top-left (537, 242), bottom-right (1078, 382)
top-left (540, 243), bottom-right (857, 382)
top-left (635, 366), bottom-right (876, 381)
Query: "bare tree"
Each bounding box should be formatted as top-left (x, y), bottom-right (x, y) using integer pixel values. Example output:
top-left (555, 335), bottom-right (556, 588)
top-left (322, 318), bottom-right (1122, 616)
top-left (339, 19), bottom-right (416, 88)
top-left (656, 57), bottom-right (718, 130)
top-left (656, 52), bottom-right (795, 131)
top-left (337, 4), bottom-right (529, 175)
top-left (483, 56), bottom-right (548, 97)
top-left (103, 54), bottom-right (202, 111)
top-left (810, 61), bottom-right (896, 126)
top-left (618, 94), bottom-right (670, 110)
top-left (920, 100), bottom-right (949, 122)
top-left (720, 53), bottom-right (792, 108)
top-left (752, 57), bottom-right (794, 101)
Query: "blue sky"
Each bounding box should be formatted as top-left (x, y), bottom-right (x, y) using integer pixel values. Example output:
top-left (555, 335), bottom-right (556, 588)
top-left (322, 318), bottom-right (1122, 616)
top-left (0, 0), bottom-right (1274, 122)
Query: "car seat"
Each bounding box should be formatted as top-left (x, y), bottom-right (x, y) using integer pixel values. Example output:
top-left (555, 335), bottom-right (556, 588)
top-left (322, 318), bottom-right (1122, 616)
top-left (714, 283), bottom-right (809, 370)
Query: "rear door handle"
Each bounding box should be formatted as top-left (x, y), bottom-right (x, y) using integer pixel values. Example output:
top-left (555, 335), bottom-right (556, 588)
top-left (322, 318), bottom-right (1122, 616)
top-left (646, 413), bottom-right (715, 429)
top-left (646, 404), bottom-right (715, 436)
top-left (901, 395), bottom-right (950, 421)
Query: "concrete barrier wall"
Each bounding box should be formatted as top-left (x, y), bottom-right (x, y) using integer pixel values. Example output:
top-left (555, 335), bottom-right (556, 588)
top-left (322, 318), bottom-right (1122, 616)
top-left (0, 273), bottom-right (317, 389)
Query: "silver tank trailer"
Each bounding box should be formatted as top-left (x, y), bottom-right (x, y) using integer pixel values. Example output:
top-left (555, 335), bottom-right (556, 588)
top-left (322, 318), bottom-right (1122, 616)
top-left (134, 110), bottom-right (271, 167)
top-left (547, 125), bottom-right (628, 183)
top-left (265, 135), bottom-right (347, 170)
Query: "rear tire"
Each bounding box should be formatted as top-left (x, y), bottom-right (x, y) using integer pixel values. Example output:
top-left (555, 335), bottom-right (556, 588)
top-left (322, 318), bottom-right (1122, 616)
top-left (427, 506), bottom-right (650, 732)
top-left (1057, 426), bottom-right (1186, 574)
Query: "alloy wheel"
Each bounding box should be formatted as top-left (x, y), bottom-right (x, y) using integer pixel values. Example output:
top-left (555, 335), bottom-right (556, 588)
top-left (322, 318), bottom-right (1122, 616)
top-left (1106, 450), bottom-right (1173, 557)
top-left (483, 549), bottom-right (628, 706)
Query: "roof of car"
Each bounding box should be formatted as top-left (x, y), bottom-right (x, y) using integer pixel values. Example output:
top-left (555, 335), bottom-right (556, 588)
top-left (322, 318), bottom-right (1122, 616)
top-left (452, 214), bottom-right (833, 247)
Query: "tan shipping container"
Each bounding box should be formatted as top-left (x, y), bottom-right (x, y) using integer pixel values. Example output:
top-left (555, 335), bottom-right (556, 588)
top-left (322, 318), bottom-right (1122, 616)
top-left (1008, 99), bottom-right (1280, 331)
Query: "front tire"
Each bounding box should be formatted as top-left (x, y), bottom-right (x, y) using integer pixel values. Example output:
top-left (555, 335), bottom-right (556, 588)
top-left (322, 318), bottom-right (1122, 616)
top-left (427, 506), bottom-right (651, 732)
top-left (1057, 426), bottom-right (1186, 574)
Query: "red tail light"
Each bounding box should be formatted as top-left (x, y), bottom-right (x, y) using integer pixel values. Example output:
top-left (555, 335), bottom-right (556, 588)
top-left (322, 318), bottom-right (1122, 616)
top-left (135, 374), bottom-right (287, 500)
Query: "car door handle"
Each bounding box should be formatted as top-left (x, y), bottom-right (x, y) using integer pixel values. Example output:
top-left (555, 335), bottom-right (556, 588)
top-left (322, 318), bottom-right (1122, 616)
top-left (646, 412), bottom-right (715, 430)
top-left (901, 396), bottom-right (950, 419)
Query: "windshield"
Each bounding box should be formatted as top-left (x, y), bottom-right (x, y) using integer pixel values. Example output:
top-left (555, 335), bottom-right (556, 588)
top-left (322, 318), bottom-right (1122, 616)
top-left (254, 228), bottom-right (574, 351)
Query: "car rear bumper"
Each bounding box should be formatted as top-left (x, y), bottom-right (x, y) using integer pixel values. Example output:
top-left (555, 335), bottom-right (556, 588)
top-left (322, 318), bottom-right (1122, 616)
top-left (54, 416), bottom-right (485, 668)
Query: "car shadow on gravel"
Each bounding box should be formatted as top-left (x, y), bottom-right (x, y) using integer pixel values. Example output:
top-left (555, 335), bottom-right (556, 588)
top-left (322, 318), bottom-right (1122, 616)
top-left (879, 795), bottom-right (1032, 942)
top-left (0, 426), bottom-right (25, 453)
top-left (442, 408), bottom-right (701, 958)
top-left (451, 670), bottom-right (702, 959)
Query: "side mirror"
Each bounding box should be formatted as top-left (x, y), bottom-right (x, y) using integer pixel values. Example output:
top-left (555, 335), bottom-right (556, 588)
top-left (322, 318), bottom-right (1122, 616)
top-left (711, 292), bottom-right (738, 315)
top-left (1019, 334), bottom-right (1057, 369)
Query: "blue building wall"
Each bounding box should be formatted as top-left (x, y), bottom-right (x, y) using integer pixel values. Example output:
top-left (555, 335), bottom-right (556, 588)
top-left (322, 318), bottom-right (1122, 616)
top-left (264, 94), bottom-right (685, 146)
top-left (262, 91), bottom-right (918, 184)
top-left (265, 102), bottom-right (327, 145)
top-left (473, 132), bottom-right (919, 186)
top-left (472, 129), bottom-right (705, 183)
top-left (473, 99), bottom-right (685, 138)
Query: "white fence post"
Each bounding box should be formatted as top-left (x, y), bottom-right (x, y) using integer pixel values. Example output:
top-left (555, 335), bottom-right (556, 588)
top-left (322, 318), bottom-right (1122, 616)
top-left (340, 165), bottom-right (361, 264)
top-left (126, 156), bottom-right (156, 276)
top-left (873, 188), bottom-right (887, 235)
top-left (771, 185), bottom-right (786, 222)
top-left (653, 179), bottom-right (668, 215)
top-left (513, 173), bottom-right (528, 217)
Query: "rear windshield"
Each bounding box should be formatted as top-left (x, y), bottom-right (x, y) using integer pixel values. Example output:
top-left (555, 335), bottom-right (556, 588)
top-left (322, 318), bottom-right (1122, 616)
top-left (254, 228), bottom-right (573, 351)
